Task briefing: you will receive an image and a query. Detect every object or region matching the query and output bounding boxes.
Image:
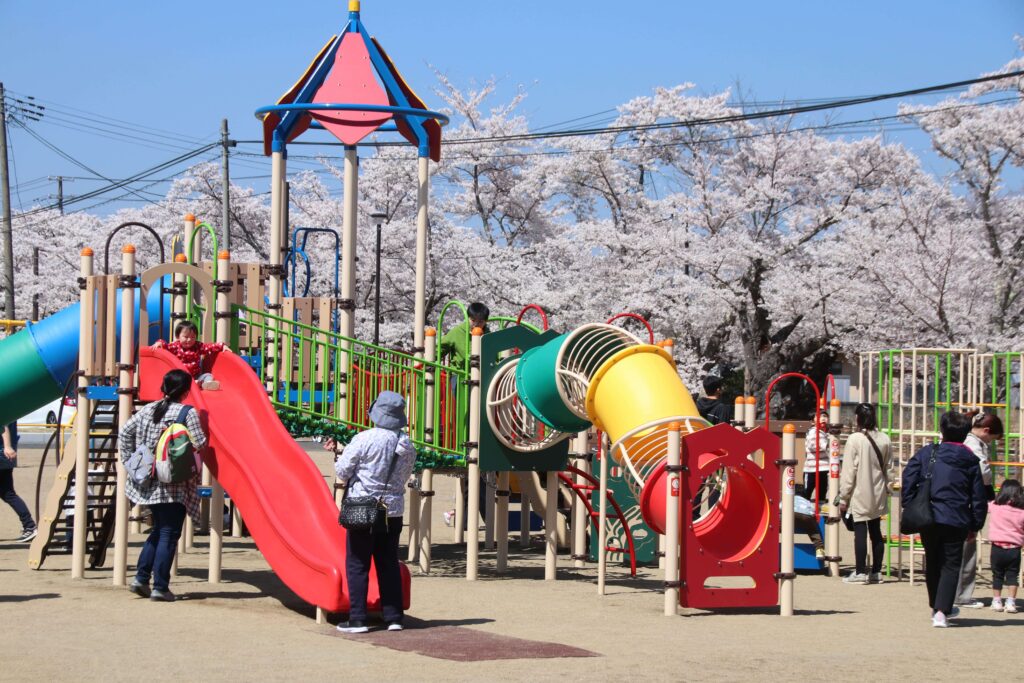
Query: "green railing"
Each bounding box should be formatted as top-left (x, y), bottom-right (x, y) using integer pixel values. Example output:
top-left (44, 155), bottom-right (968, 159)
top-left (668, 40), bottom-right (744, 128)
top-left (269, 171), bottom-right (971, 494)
top-left (232, 304), bottom-right (470, 463)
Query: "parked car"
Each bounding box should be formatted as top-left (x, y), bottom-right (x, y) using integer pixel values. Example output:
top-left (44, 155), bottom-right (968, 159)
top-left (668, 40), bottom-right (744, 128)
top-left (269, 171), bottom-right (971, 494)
top-left (18, 393), bottom-right (77, 430)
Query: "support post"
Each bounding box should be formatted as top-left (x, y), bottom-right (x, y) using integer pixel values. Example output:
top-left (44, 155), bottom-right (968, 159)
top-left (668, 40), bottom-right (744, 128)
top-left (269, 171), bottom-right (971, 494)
top-left (744, 396), bottom-right (756, 430)
top-left (418, 328), bottom-right (437, 573)
top-left (454, 475), bottom-right (466, 544)
top-left (780, 424), bottom-right (797, 617)
top-left (406, 487), bottom-right (420, 564)
top-left (825, 427), bottom-right (842, 578)
top-left (221, 119), bottom-right (232, 253)
top-left (545, 470), bottom-right (558, 581)
top-left (519, 485), bottom-right (530, 548)
top-left (597, 433), bottom-right (610, 595)
top-left (267, 151), bottom-right (286, 392)
top-left (113, 245), bottom-right (136, 586)
top-left (573, 430), bottom-right (590, 568)
top-left (413, 155), bottom-right (428, 354)
top-left (72, 248), bottom-right (94, 579)
top-left (484, 473), bottom-right (496, 551)
top-left (496, 471), bottom-right (510, 573)
top-left (466, 327), bottom-right (483, 580)
top-left (664, 423), bottom-right (681, 615)
top-left (209, 250), bottom-right (230, 583)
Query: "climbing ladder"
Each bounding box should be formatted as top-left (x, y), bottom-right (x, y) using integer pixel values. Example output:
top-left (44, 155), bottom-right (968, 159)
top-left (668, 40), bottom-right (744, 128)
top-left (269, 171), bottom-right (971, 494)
top-left (29, 399), bottom-right (121, 570)
top-left (558, 465), bottom-right (638, 577)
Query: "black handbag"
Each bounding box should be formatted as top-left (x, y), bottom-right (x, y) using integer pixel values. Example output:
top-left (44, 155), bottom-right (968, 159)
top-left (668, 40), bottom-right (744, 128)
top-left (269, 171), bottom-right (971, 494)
top-left (338, 436), bottom-right (400, 532)
top-left (900, 445), bottom-right (937, 534)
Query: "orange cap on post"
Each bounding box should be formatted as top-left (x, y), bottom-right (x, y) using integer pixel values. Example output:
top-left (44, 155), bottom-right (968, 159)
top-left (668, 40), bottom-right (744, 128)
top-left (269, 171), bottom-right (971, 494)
top-left (81, 247), bottom-right (94, 257)
top-left (174, 254), bottom-right (188, 263)
top-left (122, 244), bottom-right (136, 254)
top-left (745, 396), bottom-right (757, 404)
top-left (830, 399), bottom-right (841, 407)
top-left (218, 250), bottom-right (230, 260)
top-left (184, 213), bottom-right (195, 222)
top-left (783, 423), bottom-right (796, 434)
top-left (425, 328), bottom-right (436, 337)
top-left (667, 421), bottom-right (682, 432)
top-left (471, 326), bottom-right (484, 336)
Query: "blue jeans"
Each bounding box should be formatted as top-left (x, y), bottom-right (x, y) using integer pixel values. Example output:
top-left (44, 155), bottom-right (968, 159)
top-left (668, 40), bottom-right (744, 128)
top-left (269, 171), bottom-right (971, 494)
top-left (345, 516), bottom-right (404, 623)
top-left (135, 503), bottom-right (186, 591)
top-left (0, 468), bottom-right (34, 532)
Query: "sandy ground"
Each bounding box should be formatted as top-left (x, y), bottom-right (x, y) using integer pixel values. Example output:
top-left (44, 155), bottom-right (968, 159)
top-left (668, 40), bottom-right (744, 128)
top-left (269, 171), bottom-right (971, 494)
top-left (1, 438), bottom-right (1019, 682)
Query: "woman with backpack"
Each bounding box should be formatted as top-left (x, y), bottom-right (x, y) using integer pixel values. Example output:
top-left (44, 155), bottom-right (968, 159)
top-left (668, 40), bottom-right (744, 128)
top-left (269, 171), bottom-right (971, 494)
top-left (118, 369), bottom-right (206, 602)
top-left (838, 403), bottom-right (892, 584)
top-left (902, 411), bottom-right (987, 628)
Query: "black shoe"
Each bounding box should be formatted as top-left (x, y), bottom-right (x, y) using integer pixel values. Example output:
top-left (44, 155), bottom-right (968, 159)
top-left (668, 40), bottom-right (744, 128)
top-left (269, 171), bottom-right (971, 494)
top-left (336, 620), bottom-right (369, 633)
top-left (150, 588), bottom-right (176, 602)
top-left (128, 580), bottom-right (151, 598)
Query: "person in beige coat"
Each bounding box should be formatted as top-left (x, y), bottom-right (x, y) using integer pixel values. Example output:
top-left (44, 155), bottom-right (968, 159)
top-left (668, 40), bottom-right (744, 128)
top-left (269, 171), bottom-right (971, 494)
top-left (838, 403), bottom-right (892, 584)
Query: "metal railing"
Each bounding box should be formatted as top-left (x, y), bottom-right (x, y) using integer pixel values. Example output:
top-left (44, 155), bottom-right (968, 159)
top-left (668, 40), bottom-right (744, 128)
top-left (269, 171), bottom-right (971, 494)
top-left (233, 304), bottom-right (469, 458)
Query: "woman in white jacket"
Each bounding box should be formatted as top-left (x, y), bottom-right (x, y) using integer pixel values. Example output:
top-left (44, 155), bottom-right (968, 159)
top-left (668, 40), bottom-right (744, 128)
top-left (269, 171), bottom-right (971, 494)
top-left (838, 403), bottom-right (892, 584)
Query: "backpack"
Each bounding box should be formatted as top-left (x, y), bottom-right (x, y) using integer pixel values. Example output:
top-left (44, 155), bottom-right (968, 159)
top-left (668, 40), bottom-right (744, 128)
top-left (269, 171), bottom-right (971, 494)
top-left (154, 405), bottom-right (199, 484)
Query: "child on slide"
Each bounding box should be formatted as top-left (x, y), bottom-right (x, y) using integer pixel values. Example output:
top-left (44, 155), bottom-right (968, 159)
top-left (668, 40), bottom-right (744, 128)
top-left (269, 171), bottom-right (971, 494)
top-left (153, 320), bottom-right (230, 390)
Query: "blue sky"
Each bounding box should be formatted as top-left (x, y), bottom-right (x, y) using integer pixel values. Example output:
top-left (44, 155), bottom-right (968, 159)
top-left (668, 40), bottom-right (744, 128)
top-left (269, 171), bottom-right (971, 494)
top-left (1, 0), bottom-right (1021, 214)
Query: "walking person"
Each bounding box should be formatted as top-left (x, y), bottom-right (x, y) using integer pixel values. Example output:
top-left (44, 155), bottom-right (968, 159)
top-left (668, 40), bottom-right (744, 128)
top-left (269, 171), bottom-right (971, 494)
top-left (118, 369), bottom-right (206, 602)
top-left (954, 411), bottom-right (1002, 609)
top-left (838, 403), bottom-right (892, 584)
top-left (1, 423), bottom-right (37, 542)
top-left (902, 411), bottom-right (987, 628)
top-left (333, 391), bottom-right (417, 633)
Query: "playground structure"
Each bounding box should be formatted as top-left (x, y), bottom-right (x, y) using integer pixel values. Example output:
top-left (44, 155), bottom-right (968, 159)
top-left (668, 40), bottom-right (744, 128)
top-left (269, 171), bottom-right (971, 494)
top-left (0, 1), bottom-right (811, 620)
top-left (859, 349), bottom-right (1024, 581)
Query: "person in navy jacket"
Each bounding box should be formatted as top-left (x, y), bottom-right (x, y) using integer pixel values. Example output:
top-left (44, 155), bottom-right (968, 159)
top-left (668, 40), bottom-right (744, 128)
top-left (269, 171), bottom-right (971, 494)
top-left (902, 411), bottom-right (987, 628)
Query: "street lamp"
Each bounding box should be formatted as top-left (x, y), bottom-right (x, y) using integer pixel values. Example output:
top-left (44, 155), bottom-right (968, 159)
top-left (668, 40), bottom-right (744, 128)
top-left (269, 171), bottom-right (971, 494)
top-left (370, 210), bottom-right (387, 346)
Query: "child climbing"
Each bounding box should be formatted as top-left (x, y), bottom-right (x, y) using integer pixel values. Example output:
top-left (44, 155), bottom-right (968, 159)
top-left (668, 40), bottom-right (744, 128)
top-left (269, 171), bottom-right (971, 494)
top-left (988, 478), bottom-right (1024, 613)
top-left (153, 320), bottom-right (228, 390)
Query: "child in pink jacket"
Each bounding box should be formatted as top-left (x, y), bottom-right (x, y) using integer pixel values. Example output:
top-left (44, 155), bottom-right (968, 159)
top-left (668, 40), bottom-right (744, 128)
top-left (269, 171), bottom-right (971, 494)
top-left (988, 479), bottom-right (1024, 613)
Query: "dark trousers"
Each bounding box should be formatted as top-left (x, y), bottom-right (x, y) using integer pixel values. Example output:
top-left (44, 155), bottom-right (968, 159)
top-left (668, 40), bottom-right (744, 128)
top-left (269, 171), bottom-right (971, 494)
top-left (803, 471), bottom-right (828, 506)
top-left (853, 517), bottom-right (884, 574)
top-left (991, 545), bottom-right (1022, 590)
top-left (134, 502), bottom-right (186, 591)
top-left (0, 468), bottom-right (34, 532)
top-left (920, 524), bottom-right (968, 615)
top-left (346, 516), bottom-right (404, 623)
top-left (795, 513), bottom-right (823, 548)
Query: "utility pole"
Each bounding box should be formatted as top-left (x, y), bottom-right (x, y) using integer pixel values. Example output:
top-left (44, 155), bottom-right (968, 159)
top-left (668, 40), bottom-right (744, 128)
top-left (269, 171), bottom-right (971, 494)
top-left (32, 247), bottom-right (39, 321)
top-left (0, 82), bottom-right (14, 319)
top-left (48, 175), bottom-right (72, 215)
top-left (221, 119), bottom-right (235, 252)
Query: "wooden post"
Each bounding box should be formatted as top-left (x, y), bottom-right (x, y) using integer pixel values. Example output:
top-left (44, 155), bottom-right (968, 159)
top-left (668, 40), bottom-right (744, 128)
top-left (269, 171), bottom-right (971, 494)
top-left (825, 429), bottom-right (842, 578)
top-left (413, 155), bottom-right (428, 357)
top-left (780, 424), bottom-right (797, 617)
top-left (573, 430), bottom-right (590, 568)
top-left (72, 248), bottom-right (94, 579)
top-left (466, 327), bottom-right (483, 580)
top-left (597, 433), bottom-right (610, 595)
top-left (545, 470), bottom-right (558, 581)
top-left (744, 396), bottom-right (756, 430)
top-left (496, 471), bottom-right (510, 573)
top-left (454, 475), bottom-right (466, 544)
top-left (664, 423), bottom-right (681, 615)
top-left (418, 328), bottom-right (437, 574)
top-left (519, 484), bottom-right (530, 548)
top-left (484, 473), bottom-right (496, 551)
top-left (209, 250), bottom-right (230, 584)
top-left (113, 245), bottom-right (136, 586)
top-left (407, 487), bottom-right (420, 564)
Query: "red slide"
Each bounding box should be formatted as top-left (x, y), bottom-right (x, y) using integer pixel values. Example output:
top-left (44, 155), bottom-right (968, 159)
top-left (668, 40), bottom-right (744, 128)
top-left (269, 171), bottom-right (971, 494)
top-left (138, 347), bottom-right (411, 613)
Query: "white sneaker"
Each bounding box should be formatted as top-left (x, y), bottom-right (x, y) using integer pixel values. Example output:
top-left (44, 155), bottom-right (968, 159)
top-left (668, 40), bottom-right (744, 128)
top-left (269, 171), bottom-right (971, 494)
top-left (868, 572), bottom-right (882, 584)
top-left (843, 572), bottom-right (869, 584)
top-left (1005, 601), bottom-right (1018, 614)
top-left (386, 622), bottom-right (404, 631)
top-left (932, 612), bottom-right (948, 628)
top-left (443, 510), bottom-right (455, 527)
top-left (957, 600), bottom-right (985, 609)
top-left (991, 599), bottom-right (1004, 612)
